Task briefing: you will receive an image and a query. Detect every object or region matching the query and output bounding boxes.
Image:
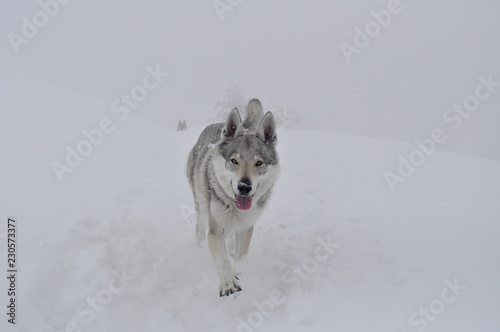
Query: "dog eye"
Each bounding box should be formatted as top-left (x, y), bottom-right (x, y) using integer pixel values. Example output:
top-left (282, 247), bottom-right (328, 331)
top-left (230, 159), bottom-right (239, 165)
top-left (255, 161), bottom-right (263, 167)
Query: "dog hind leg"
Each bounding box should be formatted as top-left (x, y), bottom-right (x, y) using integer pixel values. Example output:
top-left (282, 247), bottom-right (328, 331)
top-left (195, 199), bottom-right (208, 246)
top-left (235, 226), bottom-right (254, 261)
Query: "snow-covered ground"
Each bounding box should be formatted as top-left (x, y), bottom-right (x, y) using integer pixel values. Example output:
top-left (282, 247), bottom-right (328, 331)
top-left (1, 57), bottom-right (500, 332)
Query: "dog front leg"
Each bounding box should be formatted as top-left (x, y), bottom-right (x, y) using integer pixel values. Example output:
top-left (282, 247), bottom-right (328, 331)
top-left (208, 224), bottom-right (242, 296)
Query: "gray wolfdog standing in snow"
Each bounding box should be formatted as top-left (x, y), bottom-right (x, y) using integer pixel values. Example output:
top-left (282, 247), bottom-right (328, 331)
top-left (187, 99), bottom-right (280, 296)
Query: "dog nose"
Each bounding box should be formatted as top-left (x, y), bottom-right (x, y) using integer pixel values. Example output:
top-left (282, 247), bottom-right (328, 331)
top-left (237, 181), bottom-right (252, 196)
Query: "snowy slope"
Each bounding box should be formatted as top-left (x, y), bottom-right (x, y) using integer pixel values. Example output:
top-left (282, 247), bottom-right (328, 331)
top-left (1, 58), bottom-right (500, 332)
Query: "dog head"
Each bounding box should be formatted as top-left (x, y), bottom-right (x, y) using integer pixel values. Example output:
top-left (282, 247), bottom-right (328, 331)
top-left (219, 108), bottom-right (279, 210)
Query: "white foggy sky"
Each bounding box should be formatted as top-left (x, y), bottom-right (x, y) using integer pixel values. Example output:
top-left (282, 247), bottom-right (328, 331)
top-left (1, 0), bottom-right (499, 160)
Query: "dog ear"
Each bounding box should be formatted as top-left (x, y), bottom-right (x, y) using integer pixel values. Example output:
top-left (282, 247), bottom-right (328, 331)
top-left (221, 108), bottom-right (242, 139)
top-left (257, 112), bottom-right (277, 145)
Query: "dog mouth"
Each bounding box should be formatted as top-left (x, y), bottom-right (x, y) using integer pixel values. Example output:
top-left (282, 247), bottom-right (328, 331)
top-left (235, 195), bottom-right (253, 210)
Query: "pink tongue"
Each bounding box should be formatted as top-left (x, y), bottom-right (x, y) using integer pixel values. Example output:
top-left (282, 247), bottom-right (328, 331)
top-left (235, 195), bottom-right (252, 210)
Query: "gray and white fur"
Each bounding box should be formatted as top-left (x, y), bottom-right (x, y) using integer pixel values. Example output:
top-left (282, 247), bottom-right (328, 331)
top-left (187, 99), bottom-right (280, 296)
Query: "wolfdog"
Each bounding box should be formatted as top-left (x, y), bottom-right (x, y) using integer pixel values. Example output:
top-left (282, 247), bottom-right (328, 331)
top-left (187, 99), bottom-right (280, 296)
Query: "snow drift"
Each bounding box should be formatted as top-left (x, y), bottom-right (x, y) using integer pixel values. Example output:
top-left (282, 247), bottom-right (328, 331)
top-left (1, 56), bottom-right (500, 332)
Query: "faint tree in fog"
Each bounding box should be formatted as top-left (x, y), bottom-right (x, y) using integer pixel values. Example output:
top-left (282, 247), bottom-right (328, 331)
top-left (210, 83), bottom-right (300, 128)
top-left (209, 82), bottom-right (247, 124)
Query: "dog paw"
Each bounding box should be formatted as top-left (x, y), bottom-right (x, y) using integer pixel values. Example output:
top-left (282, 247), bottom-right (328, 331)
top-left (219, 277), bottom-right (242, 297)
